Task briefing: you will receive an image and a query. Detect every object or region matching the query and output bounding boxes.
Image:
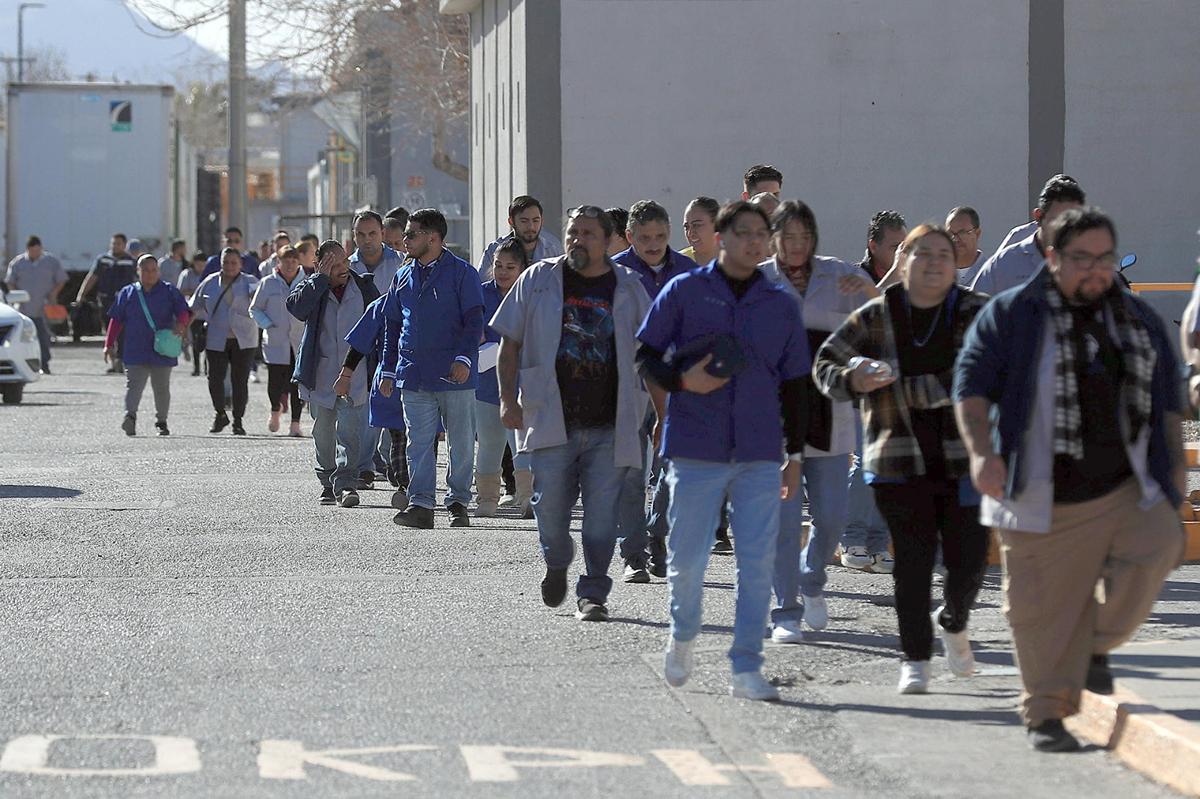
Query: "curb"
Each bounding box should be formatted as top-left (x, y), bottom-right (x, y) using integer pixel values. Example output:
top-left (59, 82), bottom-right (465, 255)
top-left (1065, 687), bottom-right (1200, 797)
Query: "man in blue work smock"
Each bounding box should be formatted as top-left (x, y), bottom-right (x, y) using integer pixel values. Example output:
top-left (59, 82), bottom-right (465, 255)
top-left (637, 200), bottom-right (810, 702)
top-left (379, 208), bottom-right (484, 529)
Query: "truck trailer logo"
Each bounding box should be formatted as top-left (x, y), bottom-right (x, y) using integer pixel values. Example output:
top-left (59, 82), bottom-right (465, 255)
top-left (109, 101), bottom-right (132, 132)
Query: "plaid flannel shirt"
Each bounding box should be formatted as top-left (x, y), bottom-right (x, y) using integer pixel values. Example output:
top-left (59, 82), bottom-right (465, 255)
top-left (812, 285), bottom-right (990, 482)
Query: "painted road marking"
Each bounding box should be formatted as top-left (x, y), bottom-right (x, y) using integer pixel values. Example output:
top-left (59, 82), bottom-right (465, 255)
top-left (0, 735), bottom-right (200, 777)
top-left (258, 741), bottom-right (437, 781)
top-left (652, 749), bottom-right (831, 788)
top-left (459, 746), bottom-right (644, 782)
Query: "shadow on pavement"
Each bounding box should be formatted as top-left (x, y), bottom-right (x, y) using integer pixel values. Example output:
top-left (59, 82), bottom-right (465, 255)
top-left (0, 485), bottom-right (82, 499)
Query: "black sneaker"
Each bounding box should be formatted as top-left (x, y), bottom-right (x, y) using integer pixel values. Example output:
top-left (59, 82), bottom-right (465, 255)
top-left (576, 597), bottom-right (609, 622)
top-left (1086, 654), bottom-right (1114, 695)
top-left (320, 487), bottom-right (336, 505)
top-left (448, 502), bottom-right (471, 527)
top-left (210, 412), bottom-right (230, 433)
top-left (541, 568), bottom-right (568, 607)
top-left (338, 489), bottom-right (360, 508)
top-left (231, 420), bottom-right (247, 436)
top-left (623, 561), bottom-right (650, 584)
top-left (394, 505), bottom-right (435, 529)
top-left (359, 470), bottom-right (375, 487)
top-left (155, 421), bottom-right (170, 436)
top-left (1027, 720), bottom-right (1080, 752)
top-left (648, 537), bottom-right (668, 578)
top-left (120, 414), bottom-right (136, 437)
top-left (39, 365), bottom-right (50, 375)
top-left (712, 527), bottom-right (733, 555)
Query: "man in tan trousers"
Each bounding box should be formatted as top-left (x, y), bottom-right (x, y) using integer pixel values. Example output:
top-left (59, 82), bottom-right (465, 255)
top-left (953, 207), bottom-right (1185, 752)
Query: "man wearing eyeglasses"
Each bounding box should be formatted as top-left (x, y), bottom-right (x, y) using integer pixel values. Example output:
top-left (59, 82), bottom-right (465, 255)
top-left (379, 208), bottom-right (485, 529)
top-left (946, 206), bottom-right (986, 287)
top-left (491, 205), bottom-right (652, 623)
top-left (955, 207), bottom-right (1185, 753)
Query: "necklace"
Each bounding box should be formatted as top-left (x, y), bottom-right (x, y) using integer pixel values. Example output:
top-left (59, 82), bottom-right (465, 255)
top-left (908, 301), bottom-right (944, 348)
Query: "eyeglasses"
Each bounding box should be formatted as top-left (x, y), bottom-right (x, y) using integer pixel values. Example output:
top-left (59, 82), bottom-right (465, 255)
top-left (1060, 251), bottom-right (1117, 272)
top-left (729, 228), bottom-right (771, 242)
top-left (948, 226), bottom-right (978, 241)
top-left (567, 206), bottom-right (605, 220)
top-left (402, 229), bottom-right (426, 240)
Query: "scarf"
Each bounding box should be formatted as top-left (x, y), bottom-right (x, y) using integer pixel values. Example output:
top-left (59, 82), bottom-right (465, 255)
top-left (1042, 272), bottom-right (1154, 459)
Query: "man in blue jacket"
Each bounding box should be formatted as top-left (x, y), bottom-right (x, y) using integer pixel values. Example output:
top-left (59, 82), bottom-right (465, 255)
top-left (379, 208), bottom-right (485, 529)
top-left (637, 200), bottom-right (809, 702)
top-left (202, 227), bottom-right (260, 278)
top-left (612, 199), bottom-right (699, 582)
top-left (954, 207), bottom-right (1185, 753)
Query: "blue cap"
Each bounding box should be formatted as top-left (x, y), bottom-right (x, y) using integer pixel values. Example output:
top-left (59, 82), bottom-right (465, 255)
top-left (128, 238), bottom-right (145, 252)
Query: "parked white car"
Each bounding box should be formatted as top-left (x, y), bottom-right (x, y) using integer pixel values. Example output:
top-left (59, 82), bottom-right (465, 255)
top-left (0, 288), bottom-right (41, 404)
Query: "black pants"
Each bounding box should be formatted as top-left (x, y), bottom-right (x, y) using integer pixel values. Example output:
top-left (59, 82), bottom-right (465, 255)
top-left (206, 338), bottom-right (253, 421)
top-left (388, 429), bottom-right (409, 490)
top-left (873, 479), bottom-right (990, 662)
top-left (189, 319), bottom-right (208, 375)
top-left (502, 444), bottom-right (515, 494)
top-left (266, 357), bottom-right (301, 422)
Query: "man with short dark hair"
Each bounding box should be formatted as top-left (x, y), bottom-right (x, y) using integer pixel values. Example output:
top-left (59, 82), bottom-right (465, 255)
top-left (159, 239), bottom-right (187, 285)
top-left (492, 205), bottom-right (652, 622)
top-left (383, 216), bottom-right (408, 255)
top-left (860, 211), bottom-right (907, 283)
top-left (946, 206), bottom-right (986, 287)
top-left (202, 227), bottom-right (260, 277)
top-left (78, 232), bottom-right (138, 374)
top-left (7, 235), bottom-right (67, 374)
top-left (478, 195), bottom-right (564, 281)
top-left (994, 174), bottom-right (1080, 255)
top-left (380, 208), bottom-right (485, 529)
top-left (955, 207), bottom-right (1185, 752)
top-left (257, 230), bottom-right (292, 277)
top-left (742, 164), bottom-right (783, 199)
top-left (970, 177), bottom-right (1086, 296)
top-left (638, 200), bottom-right (809, 700)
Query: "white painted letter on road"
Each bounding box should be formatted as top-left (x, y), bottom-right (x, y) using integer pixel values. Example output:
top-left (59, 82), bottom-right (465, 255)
top-left (258, 740), bottom-right (436, 782)
top-left (0, 735), bottom-right (200, 777)
top-left (459, 746), bottom-right (644, 782)
top-left (651, 749), bottom-right (831, 788)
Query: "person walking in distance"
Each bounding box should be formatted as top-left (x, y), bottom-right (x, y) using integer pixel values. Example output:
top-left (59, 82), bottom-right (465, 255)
top-left (6, 235), bottom-right (67, 374)
top-left (190, 247), bottom-right (260, 435)
top-left (287, 240), bottom-right (380, 507)
top-left (104, 254), bottom-right (190, 436)
top-left (491, 205), bottom-right (651, 622)
top-left (379, 209), bottom-right (485, 529)
top-left (605, 208), bottom-right (629, 259)
top-left (384, 214), bottom-right (409, 256)
top-left (760, 201), bottom-right (879, 643)
top-left (177, 251), bottom-right (208, 376)
top-left (680, 196), bottom-right (720, 266)
top-left (202, 227), bottom-right (260, 277)
top-left (946, 207), bottom-right (986, 287)
top-left (478, 195), bottom-right (564, 281)
top-left (639, 201), bottom-right (809, 700)
top-left (741, 164), bottom-right (783, 199)
top-left (251, 244), bottom-right (307, 436)
top-left (954, 207), bottom-right (1185, 752)
top-left (78, 233), bottom-right (137, 374)
top-left (158, 239), bottom-right (188, 286)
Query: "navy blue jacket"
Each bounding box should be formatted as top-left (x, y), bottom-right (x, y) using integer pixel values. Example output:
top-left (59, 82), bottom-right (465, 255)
top-left (614, 247), bottom-right (698, 300)
top-left (953, 268), bottom-right (1183, 505)
top-left (202, 251), bottom-right (260, 278)
top-left (286, 271), bottom-right (380, 391)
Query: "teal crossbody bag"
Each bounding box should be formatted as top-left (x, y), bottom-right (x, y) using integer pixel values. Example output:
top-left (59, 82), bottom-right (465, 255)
top-left (136, 284), bottom-right (183, 359)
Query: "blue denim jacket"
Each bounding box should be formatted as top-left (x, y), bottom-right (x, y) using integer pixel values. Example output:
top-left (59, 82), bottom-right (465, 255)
top-left (953, 267), bottom-right (1183, 507)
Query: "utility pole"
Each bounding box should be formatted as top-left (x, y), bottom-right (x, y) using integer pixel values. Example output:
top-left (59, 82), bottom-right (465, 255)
top-left (17, 3), bottom-right (45, 83)
top-left (228, 0), bottom-right (247, 235)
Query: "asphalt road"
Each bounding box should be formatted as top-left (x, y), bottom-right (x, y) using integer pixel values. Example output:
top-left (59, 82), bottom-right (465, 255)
top-left (0, 344), bottom-right (1189, 797)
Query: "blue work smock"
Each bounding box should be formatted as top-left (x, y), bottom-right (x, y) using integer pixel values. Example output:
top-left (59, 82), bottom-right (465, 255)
top-left (346, 294), bottom-right (406, 430)
top-left (108, 280), bottom-right (190, 367)
top-left (637, 263), bottom-right (811, 464)
top-left (476, 280), bottom-right (503, 406)
top-left (613, 246), bottom-right (698, 300)
top-left (381, 248), bottom-right (485, 392)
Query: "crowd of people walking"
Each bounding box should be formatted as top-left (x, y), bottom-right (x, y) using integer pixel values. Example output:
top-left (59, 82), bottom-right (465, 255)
top-left (5, 165), bottom-right (1190, 754)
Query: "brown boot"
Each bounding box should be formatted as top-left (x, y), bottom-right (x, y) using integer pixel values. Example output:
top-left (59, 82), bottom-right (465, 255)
top-left (514, 469), bottom-right (534, 518)
top-left (474, 471), bottom-right (502, 517)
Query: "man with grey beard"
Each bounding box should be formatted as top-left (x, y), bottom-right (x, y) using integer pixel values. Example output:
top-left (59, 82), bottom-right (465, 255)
top-left (491, 206), bottom-right (652, 623)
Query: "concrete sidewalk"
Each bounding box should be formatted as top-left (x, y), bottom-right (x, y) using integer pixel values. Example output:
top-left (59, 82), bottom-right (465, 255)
top-left (1066, 578), bottom-right (1200, 796)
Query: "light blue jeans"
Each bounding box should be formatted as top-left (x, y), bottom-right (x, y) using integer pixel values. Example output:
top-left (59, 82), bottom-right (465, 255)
top-left (402, 388), bottom-right (476, 509)
top-left (310, 397), bottom-right (367, 493)
top-left (773, 454), bottom-right (851, 623)
top-left (617, 409), bottom-right (658, 563)
top-left (666, 458), bottom-right (782, 674)
top-left (358, 425), bottom-right (388, 475)
top-left (475, 399), bottom-right (529, 472)
top-left (841, 414), bottom-right (891, 553)
top-left (530, 426), bottom-right (631, 603)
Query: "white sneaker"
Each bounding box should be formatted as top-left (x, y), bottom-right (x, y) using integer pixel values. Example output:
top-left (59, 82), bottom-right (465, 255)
top-left (932, 564), bottom-right (947, 586)
top-left (664, 638), bottom-right (694, 687)
top-left (802, 595), bottom-right (828, 631)
top-left (933, 606), bottom-right (976, 677)
top-left (898, 660), bottom-right (931, 694)
top-left (771, 619), bottom-right (804, 644)
top-left (840, 545), bottom-right (873, 570)
top-left (870, 551), bottom-right (895, 574)
top-left (730, 670), bottom-right (780, 701)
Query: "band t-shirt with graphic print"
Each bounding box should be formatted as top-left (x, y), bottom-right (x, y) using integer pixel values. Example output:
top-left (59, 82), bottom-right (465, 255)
top-left (556, 267), bottom-right (618, 429)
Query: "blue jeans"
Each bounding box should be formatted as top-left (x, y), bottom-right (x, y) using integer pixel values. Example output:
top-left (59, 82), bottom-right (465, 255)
top-left (773, 454), bottom-right (851, 622)
top-left (310, 397), bottom-right (367, 493)
top-left (666, 458), bottom-right (782, 674)
top-left (617, 410), bottom-right (659, 563)
top-left (530, 426), bottom-right (631, 603)
top-left (31, 315), bottom-right (51, 369)
top-left (842, 415), bottom-right (891, 553)
top-left (402, 388), bottom-right (476, 509)
top-left (358, 425), bottom-right (388, 474)
top-left (475, 399), bottom-right (529, 472)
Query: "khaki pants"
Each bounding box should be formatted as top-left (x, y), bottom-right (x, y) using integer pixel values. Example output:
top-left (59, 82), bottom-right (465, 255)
top-left (998, 479), bottom-right (1183, 726)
